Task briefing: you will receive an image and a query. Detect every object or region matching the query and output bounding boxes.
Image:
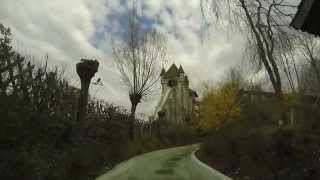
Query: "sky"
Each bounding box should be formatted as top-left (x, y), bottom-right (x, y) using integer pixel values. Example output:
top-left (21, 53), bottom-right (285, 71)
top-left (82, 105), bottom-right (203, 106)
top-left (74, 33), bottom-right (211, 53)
top-left (0, 0), bottom-right (249, 117)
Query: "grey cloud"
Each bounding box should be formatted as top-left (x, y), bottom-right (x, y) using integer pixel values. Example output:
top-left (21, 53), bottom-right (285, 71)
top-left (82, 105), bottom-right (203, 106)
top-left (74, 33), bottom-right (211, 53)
top-left (1, 0), bottom-right (246, 117)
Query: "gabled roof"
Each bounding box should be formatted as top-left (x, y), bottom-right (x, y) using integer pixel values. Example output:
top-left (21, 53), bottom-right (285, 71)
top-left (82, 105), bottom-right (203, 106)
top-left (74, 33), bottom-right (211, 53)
top-left (164, 64), bottom-right (179, 78)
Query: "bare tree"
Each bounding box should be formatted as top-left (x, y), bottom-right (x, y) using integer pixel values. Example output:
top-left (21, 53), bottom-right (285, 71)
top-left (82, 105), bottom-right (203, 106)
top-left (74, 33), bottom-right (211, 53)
top-left (298, 35), bottom-right (320, 90)
top-left (112, 0), bottom-right (167, 140)
top-left (201, 0), bottom-right (299, 98)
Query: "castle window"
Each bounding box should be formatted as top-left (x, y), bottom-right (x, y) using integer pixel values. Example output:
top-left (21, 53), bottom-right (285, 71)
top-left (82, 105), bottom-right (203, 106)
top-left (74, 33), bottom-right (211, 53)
top-left (168, 80), bottom-right (177, 87)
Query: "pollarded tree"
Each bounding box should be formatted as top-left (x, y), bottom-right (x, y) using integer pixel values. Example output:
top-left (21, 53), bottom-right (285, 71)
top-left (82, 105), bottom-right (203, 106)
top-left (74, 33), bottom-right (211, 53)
top-left (112, 0), bottom-right (167, 140)
top-left (76, 59), bottom-right (99, 122)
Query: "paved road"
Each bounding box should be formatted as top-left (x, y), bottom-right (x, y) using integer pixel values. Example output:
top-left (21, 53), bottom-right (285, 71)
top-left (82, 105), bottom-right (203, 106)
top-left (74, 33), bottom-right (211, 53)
top-left (96, 144), bottom-right (231, 180)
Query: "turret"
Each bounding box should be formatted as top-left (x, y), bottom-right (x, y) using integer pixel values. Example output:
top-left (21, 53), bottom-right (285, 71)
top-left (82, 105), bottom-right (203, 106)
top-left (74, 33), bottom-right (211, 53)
top-left (160, 68), bottom-right (167, 93)
top-left (178, 65), bottom-right (185, 83)
top-left (184, 76), bottom-right (189, 87)
top-left (178, 65), bottom-right (184, 75)
top-left (160, 67), bottom-right (166, 77)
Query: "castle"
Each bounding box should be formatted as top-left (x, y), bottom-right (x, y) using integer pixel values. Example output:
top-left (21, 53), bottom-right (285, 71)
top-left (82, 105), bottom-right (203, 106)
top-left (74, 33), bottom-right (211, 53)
top-left (153, 64), bottom-right (199, 124)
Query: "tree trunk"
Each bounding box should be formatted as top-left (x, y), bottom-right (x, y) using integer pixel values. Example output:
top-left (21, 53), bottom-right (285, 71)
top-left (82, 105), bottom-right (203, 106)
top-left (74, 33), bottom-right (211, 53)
top-left (76, 59), bottom-right (99, 122)
top-left (240, 0), bottom-right (286, 125)
top-left (129, 102), bottom-right (138, 141)
top-left (240, 0), bottom-right (282, 98)
top-left (310, 60), bottom-right (320, 90)
top-left (77, 80), bottom-right (90, 122)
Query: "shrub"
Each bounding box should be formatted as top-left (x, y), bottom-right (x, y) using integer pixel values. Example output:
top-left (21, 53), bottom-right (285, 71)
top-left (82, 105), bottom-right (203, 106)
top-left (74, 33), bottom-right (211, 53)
top-left (199, 82), bottom-right (242, 133)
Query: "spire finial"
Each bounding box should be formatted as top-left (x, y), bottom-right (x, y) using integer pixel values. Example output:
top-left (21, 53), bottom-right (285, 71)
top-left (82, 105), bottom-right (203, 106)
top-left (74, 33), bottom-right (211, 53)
top-left (160, 67), bottom-right (166, 76)
top-left (178, 65), bottom-right (184, 74)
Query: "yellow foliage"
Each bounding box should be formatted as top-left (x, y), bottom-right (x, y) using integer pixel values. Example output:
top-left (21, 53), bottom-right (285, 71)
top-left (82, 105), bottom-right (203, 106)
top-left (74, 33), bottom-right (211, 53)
top-left (199, 82), bottom-right (241, 132)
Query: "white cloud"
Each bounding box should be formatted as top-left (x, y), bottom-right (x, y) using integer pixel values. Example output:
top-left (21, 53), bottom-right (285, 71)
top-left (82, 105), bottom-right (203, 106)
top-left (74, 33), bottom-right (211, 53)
top-left (0, 0), bottom-right (246, 117)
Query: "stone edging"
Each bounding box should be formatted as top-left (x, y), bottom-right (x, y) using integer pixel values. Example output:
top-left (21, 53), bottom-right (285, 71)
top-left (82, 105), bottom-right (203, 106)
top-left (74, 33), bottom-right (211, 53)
top-left (191, 148), bottom-right (233, 180)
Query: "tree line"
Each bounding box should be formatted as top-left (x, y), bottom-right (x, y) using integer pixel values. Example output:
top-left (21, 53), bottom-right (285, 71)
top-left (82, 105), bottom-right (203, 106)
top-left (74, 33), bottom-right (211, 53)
top-left (197, 1), bottom-right (320, 179)
top-left (0, 21), bottom-right (197, 180)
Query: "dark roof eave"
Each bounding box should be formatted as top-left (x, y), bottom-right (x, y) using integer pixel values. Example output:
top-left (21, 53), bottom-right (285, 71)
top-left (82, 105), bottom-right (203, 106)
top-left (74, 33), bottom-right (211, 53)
top-left (291, 0), bottom-right (320, 36)
top-left (291, 0), bottom-right (314, 29)
top-left (164, 64), bottom-right (179, 78)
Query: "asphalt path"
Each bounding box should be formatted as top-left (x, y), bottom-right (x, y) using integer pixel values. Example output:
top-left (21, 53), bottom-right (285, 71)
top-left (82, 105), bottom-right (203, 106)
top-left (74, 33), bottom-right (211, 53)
top-left (96, 144), bottom-right (231, 180)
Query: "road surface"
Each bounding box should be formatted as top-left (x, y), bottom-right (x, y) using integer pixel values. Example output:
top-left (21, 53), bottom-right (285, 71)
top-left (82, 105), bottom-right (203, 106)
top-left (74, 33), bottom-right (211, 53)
top-left (96, 144), bottom-right (231, 180)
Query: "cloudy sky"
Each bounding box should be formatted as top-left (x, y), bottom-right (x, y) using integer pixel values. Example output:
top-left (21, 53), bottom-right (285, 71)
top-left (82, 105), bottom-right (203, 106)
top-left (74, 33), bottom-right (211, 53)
top-left (0, 0), bottom-right (248, 116)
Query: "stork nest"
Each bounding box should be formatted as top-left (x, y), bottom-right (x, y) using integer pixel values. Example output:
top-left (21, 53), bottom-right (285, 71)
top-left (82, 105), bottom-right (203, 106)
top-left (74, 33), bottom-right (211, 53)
top-left (76, 59), bottom-right (99, 81)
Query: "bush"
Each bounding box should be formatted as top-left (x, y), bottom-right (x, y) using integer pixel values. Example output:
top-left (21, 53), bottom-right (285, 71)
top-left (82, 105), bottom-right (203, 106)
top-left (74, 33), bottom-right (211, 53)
top-left (0, 23), bottom-right (188, 180)
top-left (199, 82), bottom-right (242, 133)
top-left (199, 114), bottom-right (320, 179)
top-left (0, 23), bottom-right (129, 180)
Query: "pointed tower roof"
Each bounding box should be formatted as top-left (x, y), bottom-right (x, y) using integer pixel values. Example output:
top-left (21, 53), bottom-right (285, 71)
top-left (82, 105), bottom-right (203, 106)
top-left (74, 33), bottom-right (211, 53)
top-left (178, 65), bottom-right (184, 74)
top-left (189, 89), bottom-right (198, 97)
top-left (184, 75), bottom-right (189, 82)
top-left (164, 64), bottom-right (179, 78)
top-left (160, 68), bottom-right (166, 76)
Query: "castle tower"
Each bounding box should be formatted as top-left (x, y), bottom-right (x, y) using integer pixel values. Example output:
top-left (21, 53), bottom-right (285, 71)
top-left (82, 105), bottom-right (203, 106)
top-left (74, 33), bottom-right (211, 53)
top-left (155, 64), bottom-right (199, 124)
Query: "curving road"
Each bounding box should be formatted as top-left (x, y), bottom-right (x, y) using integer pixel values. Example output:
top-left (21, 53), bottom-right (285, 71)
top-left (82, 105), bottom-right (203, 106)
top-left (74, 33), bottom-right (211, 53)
top-left (96, 144), bottom-right (231, 180)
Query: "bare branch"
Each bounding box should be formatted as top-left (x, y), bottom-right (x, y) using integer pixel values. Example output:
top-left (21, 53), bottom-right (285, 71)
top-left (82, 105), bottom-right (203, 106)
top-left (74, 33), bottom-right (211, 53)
top-left (112, 0), bottom-right (167, 113)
